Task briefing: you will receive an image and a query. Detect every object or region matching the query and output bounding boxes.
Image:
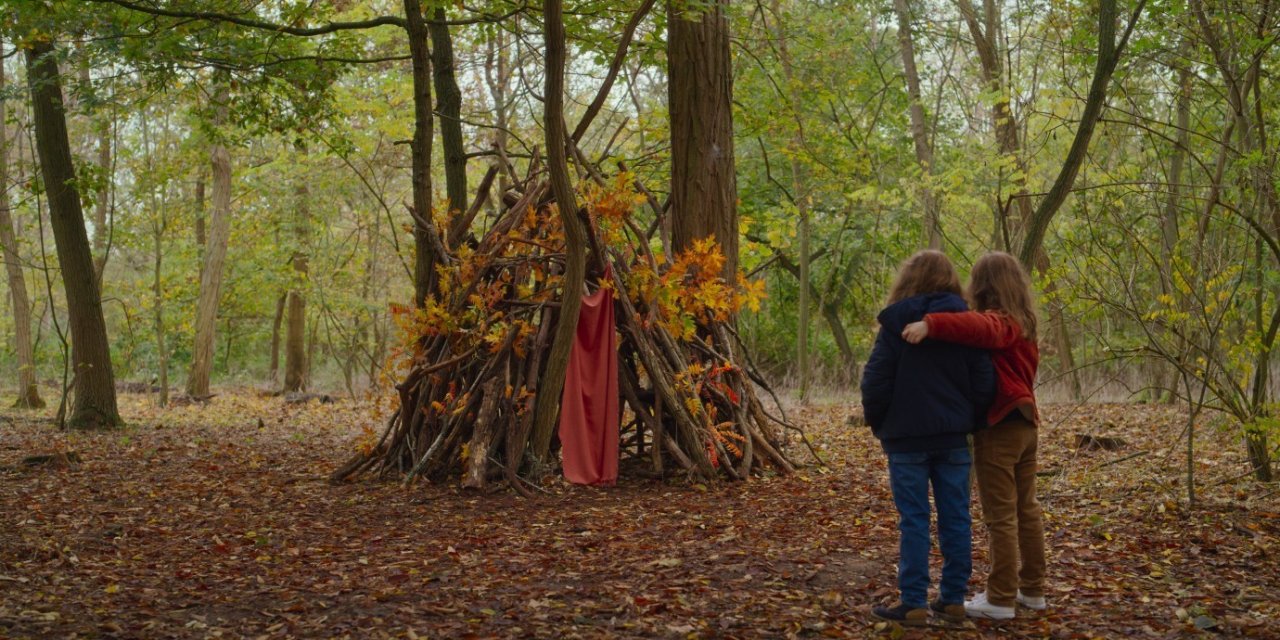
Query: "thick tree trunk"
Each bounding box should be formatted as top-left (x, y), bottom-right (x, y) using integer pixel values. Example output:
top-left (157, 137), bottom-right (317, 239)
top-left (26, 40), bottom-right (120, 429)
top-left (893, 0), bottom-right (942, 248)
top-left (668, 0), bottom-right (739, 280)
top-left (284, 182), bottom-right (309, 392)
top-left (528, 0), bottom-right (589, 466)
top-left (430, 9), bottom-right (468, 218)
top-left (0, 55), bottom-right (44, 409)
top-left (404, 0), bottom-right (437, 307)
top-left (186, 82), bottom-right (233, 398)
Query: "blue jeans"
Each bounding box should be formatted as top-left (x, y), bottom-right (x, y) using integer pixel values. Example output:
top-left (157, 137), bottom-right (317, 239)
top-left (886, 447), bottom-right (972, 607)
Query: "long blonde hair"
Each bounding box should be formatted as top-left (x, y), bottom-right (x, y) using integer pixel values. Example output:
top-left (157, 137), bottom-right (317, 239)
top-left (886, 250), bottom-right (962, 305)
top-left (967, 252), bottom-right (1037, 340)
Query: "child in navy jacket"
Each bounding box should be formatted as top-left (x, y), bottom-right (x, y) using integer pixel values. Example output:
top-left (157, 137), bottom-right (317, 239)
top-left (861, 250), bottom-right (995, 626)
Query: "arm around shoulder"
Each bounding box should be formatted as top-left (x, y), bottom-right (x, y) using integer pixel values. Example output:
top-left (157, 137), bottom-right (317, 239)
top-left (925, 311), bottom-right (1022, 349)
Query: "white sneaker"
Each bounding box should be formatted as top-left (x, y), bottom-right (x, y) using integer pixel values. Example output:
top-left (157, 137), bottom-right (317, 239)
top-left (964, 592), bottom-right (1016, 620)
top-left (1016, 590), bottom-right (1047, 610)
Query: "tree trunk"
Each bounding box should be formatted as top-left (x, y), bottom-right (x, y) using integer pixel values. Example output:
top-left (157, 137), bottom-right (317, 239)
top-left (668, 0), bottom-right (739, 280)
top-left (91, 114), bottom-right (111, 284)
top-left (773, 249), bottom-right (860, 384)
top-left (365, 187), bottom-right (385, 389)
top-left (820, 302), bottom-right (858, 383)
top-left (25, 40), bottom-right (120, 429)
top-left (90, 117), bottom-right (110, 285)
top-left (140, 105), bottom-right (169, 408)
top-left (284, 182), bottom-right (309, 392)
top-left (186, 82), bottom-right (233, 398)
top-left (404, 0), bottom-right (437, 308)
top-left (195, 176), bottom-right (206, 255)
top-left (306, 313), bottom-right (319, 388)
top-left (1158, 49), bottom-right (1193, 404)
top-left (1246, 430), bottom-right (1273, 483)
top-left (430, 8), bottom-right (468, 218)
top-left (893, 0), bottom-right (942, 248)
top-left (484, 28), bottom-right (513, 197)
top-left (528, 0), bottom-right (589, 466)
top-left (154, 222), bottom-right (168, 407)
top-left (956, 0), bottom-right (1026, 237)
top-left (0, 52), bottom-right (44, 409)
top-left (269, 293), bottom-right (286, 385)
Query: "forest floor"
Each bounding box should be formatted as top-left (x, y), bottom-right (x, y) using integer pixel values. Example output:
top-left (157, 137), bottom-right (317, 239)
top-left (1, 390), bottom-right (1278, 639)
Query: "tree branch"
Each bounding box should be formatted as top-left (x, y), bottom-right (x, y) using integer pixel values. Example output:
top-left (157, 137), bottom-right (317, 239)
top-left (1017, 0), bottom-right (1148, 266)
top-left (570, 0), bottom-right (656, 143)
top-left (88, 0), bottom-right (528, 34)
top-left (88, 0), bottom-right (407, 34)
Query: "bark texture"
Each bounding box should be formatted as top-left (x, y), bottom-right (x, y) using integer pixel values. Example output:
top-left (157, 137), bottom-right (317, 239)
top-left (528, 0), bottom-right (588, 465)
top-left (26, 40), bottom-right (120, 428)
top-left (187, 83), bottom-right (233, 398)
top-left (893, 0), bottom-right (941, 249)
top-left (404, 0), bottom-right (437, 307)
top-left (284, 182), bottom-right (309, 392)
top-left (668, 0), bottom-right (739, 279)
top-left (430, 9), bottom-right (468, 217)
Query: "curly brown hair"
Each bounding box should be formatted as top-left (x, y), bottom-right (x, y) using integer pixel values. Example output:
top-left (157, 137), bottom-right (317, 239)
top-left (886, 250), bottom-right (963, 305)
top-left (967, 251), bottom-right (1038, 340)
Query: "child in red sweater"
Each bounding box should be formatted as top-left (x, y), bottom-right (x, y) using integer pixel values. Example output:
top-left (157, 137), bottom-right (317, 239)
top-left (901, 251), bottom-right (1046, 620)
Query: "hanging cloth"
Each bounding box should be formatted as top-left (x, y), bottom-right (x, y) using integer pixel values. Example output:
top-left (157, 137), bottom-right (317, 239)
top-left (558, 275), bottom-right (619, 486)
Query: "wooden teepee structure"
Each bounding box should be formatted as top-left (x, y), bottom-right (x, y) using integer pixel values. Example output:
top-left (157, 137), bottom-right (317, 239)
top-left (330, 159), bottom-right (804, 490)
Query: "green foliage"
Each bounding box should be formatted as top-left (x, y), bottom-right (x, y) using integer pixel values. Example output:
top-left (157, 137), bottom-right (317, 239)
top-left (0, 0), bottom-right (1272, 487)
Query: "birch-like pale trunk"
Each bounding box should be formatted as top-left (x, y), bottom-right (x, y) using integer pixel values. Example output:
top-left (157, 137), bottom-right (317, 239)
top-left (186, 83), bottom-right (233, 398)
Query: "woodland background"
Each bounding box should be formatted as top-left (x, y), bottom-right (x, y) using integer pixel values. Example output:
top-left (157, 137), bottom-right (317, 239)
top-left (1, 0), bottom-right (1280, 636)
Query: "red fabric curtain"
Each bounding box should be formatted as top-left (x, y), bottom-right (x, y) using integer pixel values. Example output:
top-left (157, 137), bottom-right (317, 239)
top-left (558, 283), bottom-right (619, 486)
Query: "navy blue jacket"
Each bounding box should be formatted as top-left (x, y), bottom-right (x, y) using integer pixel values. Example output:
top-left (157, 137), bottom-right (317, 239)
top-left (860, 292), bottom-right (995, 453)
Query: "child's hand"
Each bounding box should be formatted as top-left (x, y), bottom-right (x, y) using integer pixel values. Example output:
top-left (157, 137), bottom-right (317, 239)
top-left (902, 321), bottom-right (929, 344)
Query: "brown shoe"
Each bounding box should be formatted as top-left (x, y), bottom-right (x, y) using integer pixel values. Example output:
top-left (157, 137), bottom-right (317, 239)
top-left (930, 600), bottom-right (966, 622)
top-left (871, 603), bottom-right (928, 626)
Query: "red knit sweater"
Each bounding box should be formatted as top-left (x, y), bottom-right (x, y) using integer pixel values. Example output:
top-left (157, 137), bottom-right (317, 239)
top-left (924, 311), bottom-right (1040, 426)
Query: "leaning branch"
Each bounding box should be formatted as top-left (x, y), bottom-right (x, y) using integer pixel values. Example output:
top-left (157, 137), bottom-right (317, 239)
top-left (570, 0), bottom-right (657, 143)
top-left (89, 0), bottom-right (528, 33)
top-left (1017, 0), bottom-right (1147, 267)
top-left (89, 0), bottom-right (407, 34)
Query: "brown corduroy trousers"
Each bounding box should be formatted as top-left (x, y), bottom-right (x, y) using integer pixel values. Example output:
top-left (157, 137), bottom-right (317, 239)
top-left (973, 417), bottom-right (1046, 607)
